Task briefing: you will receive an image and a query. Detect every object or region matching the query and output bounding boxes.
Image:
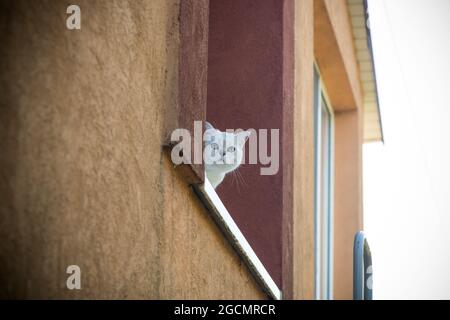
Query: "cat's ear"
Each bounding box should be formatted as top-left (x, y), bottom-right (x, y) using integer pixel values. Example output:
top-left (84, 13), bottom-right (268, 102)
top-left (204, 121), bottom-right (217, 143)
top-left (205, 121), bottom-right (215, 131)
top-left (236, 130), bottom-right (251, 147)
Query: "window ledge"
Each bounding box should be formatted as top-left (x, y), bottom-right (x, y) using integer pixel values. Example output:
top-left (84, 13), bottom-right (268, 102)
top-left (193, 178), bottom-right (282, 300)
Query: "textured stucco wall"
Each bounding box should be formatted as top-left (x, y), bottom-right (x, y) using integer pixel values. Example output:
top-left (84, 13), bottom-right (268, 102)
top-left (333, 109), bottom-right (364, 300)
top-left (0, 0), bottom-right (264, 299)
top-left (313, 0), bottom-right (364, 299)
top-left (293, 0), bottom-right (315, 300)
top-left (293, 0), bottom-right (364, 299)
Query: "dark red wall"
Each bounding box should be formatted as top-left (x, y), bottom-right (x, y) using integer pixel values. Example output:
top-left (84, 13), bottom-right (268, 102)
top-left (207, 0), bottom-right (286, 287)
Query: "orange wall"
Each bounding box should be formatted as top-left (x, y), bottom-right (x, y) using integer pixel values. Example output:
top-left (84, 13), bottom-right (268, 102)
top-left (321, 0), bottom-right (364, 299)
top-left (334, 110), bottom-right (364, 299)
top-left (293, 0), bottom-right (316, 300)
top-left (312, 0), bottom-right (364, 299)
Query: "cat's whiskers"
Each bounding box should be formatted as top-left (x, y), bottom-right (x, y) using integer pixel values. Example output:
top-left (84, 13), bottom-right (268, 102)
top-left (231, 170), bottom-right (242, 193)
top-left (228, 169), bottom-right (246, 193)
top-left (236, 170), bottom-right (247, 188)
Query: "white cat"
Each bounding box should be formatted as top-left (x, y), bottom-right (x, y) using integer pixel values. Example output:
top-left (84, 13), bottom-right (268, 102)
top-left (204, 122), bottom-right (251, 189)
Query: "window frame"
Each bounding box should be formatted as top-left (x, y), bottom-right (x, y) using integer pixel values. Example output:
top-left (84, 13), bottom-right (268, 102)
top-left (313, 64), bottom-right (335, 300)
top-left (203, 0), bottom-right (294, 298)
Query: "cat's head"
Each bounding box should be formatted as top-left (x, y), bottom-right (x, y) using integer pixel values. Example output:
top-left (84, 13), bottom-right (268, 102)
top-left (204, 122), bottom-right (251, 174)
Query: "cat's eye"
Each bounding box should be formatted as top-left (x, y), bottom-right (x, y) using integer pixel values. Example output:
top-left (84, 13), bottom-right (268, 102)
top-left (211, 143), bottom-right (219, 150)
top-left (227, 146), bottom-right (236, 152)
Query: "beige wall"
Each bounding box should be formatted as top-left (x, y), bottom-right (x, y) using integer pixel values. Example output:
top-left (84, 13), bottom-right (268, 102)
top-left (323, 0), bottom-right (363, 110)
top-left (333, 110), bottom-right (364, 299)
top-left (316, 0), bottom-right (364, 299)
top-left (322, 0), bottom-right (364, 299)
top-left (293, 0), bottom-right (316, 300)
top-left (295, 0), bottom-right (364, 300)
top-left (0, 0), bottom-right (264, 299)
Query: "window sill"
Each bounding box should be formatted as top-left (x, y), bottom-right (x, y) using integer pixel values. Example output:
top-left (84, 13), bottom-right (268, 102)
top-left (193, 178), bottom-right (282, 300)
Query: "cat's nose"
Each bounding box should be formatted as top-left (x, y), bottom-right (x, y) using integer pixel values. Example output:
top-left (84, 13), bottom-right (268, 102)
top-left (222, 152), bottom-right (226, 157)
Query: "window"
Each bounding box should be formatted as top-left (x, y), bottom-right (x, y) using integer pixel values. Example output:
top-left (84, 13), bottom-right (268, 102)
top-left (187, 0), bottom-right (292, 299)
top-left (314, 66), bottom-right (334, 300)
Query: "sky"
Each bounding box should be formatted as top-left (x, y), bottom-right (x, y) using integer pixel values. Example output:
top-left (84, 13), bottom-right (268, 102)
top-left (364, 0), bottom-right (450, 299)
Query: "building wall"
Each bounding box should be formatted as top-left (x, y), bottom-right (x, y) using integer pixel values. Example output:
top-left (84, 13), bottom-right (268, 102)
top-left (296, 0), bottom-right (364, 299)
top-left (334, 110), bottom-right (364, 300)
top-left (293, 0), bottom-right (316, 300)
top-left (323, 0), bottom-right (364, 299)
top-left (314, 0), bottom-right (364, 299)
top-left (0, 0), bottom-right (364, 300)
top-left (0, 0), bottom-right (264, 299)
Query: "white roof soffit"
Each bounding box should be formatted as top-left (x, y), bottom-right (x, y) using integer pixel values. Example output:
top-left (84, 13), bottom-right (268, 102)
top-left (347, 0), bottom-right (384, 143)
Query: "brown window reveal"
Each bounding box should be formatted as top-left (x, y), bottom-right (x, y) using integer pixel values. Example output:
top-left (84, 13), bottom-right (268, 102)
top-left (206, 0), bottom-right (294, 295)
top-left (165, 0), bottom-right (209, 184)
